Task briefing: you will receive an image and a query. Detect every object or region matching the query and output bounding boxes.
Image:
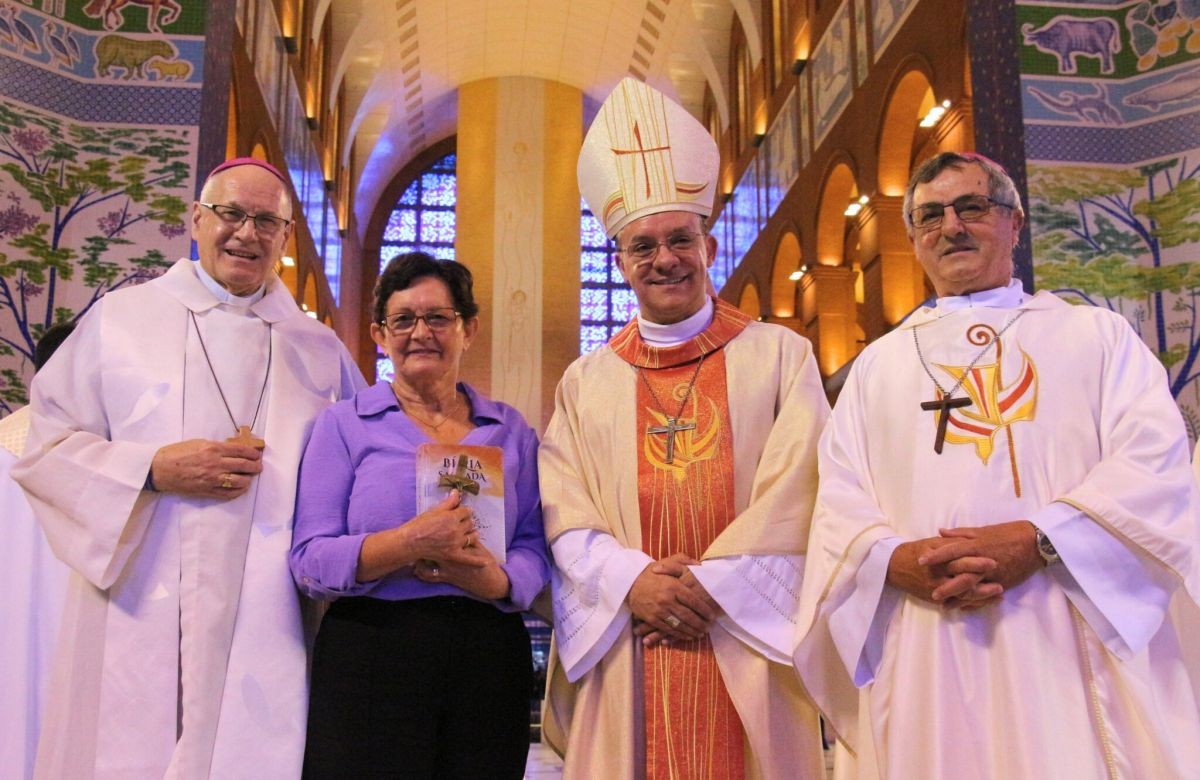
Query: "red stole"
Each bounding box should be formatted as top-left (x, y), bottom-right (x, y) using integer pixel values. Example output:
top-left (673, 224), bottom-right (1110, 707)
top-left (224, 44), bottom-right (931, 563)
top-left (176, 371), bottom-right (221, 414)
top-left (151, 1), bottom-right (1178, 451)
top-left (609, 299), bottom-right (750, 780)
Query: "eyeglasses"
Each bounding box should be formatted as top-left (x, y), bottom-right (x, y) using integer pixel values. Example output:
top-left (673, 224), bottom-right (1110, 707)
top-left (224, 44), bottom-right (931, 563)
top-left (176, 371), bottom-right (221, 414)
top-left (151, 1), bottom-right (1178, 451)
top-left (380, 308), bottom-right (462, 334)
top-left (617, 231), bottom-right (704, 262)
top-left (200, 202), bottom-right (292, 235)
top-left (909, 195), bottom-right (1014, 231)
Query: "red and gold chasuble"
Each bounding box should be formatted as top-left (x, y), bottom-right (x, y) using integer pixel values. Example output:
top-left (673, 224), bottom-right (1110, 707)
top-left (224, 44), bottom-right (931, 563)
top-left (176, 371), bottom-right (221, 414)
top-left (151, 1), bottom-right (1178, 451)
top-left (608, 300), bottom-right (751, 780)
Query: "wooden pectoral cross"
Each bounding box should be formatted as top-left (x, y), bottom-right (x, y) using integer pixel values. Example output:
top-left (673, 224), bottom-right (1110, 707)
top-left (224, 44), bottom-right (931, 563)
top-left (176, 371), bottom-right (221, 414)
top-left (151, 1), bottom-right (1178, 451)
top-left (647, 417), bottom-right (696, 464)
top-left (227, 425), bottom-right (266, 451)
top-left (919, 396), bottom-right (972, 454)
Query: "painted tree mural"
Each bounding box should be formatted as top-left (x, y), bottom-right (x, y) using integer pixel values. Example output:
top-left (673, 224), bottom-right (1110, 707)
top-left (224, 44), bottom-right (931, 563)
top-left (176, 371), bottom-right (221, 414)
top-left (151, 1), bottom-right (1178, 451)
top-left (1029, 156), bottom-right (1200, 433)
top-left (0, 101), bottom-right (190, 413)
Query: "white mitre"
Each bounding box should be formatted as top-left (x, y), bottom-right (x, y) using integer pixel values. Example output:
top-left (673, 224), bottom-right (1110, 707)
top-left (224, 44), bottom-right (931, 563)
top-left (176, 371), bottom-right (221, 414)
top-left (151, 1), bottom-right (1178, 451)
top-left (578, 77), bottom-right (719, 238)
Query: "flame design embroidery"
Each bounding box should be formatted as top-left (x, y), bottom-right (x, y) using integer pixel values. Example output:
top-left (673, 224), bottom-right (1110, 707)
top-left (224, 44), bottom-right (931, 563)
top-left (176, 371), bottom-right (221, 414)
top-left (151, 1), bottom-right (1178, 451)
top-left (643, 394), bottom-right (721, 480)
top-left (933, 338), bottom-right (1038, 497)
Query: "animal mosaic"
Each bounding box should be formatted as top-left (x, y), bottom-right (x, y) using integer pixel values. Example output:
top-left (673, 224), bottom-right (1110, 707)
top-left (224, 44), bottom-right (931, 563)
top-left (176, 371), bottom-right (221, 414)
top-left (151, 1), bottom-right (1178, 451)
top-left (1022, 16), bottom-right (1121, 74)
top-left (147, 57), bottom-right (189, 81)
top-left (43, 20), bottom-right (80, 69)
top-left (0, 3), bottom-right (41, 55)
top-left (83, 0), bottom-right (181, 35)
top-left (1028, 83), bottom-right (1122, 124)
top-left (95, 33), bottom-right (175, 79)
top-left (1124, 64), bottom-right (1200, 110)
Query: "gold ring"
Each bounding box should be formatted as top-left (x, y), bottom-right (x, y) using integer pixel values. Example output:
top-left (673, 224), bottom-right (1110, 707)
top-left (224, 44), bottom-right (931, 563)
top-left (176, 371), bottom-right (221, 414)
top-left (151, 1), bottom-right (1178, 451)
top-left (665, 614), bottom-right (681, 629)
top-left (221, 473), bottom-right (233, 489)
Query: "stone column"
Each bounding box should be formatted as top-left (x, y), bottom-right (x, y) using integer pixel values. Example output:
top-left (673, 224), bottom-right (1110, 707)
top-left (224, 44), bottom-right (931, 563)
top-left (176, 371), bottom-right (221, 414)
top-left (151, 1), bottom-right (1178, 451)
top-left (874, 195), bottom-right (930, 326)
top-left (805, 264), bottom-right (859, 377)
top-left (456, 77), bottom-right (582, 430)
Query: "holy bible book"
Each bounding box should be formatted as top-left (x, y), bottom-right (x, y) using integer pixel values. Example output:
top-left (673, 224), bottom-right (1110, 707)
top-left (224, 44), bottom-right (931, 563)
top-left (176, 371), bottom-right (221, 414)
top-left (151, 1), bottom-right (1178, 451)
top-left (415, 444), bottom-right (506, 563)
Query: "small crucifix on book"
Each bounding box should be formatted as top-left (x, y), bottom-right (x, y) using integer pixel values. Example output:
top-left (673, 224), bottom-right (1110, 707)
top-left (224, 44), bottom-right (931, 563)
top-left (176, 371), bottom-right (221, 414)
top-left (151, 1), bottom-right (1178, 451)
top-left (919, 395), bottom-right (972, 454)
top-left (227, 425), bottom-right (265, 451)
top-left (647, 416), bottom-right (696, 464)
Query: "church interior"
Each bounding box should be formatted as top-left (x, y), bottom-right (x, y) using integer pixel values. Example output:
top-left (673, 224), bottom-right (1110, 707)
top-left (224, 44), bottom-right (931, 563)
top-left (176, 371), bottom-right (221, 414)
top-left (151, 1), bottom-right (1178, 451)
top-left (2, 0), bottom-right (1199, 776)
top-left (4, 0), bottom-right (1197, 433)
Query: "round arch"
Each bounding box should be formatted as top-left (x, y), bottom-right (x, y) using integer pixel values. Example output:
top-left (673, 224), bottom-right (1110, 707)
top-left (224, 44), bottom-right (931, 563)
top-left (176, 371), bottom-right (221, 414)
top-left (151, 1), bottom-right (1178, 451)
top-left (769, 227), bottom-right (803, 317)
top-left (249, 137), bottom-right (270, 163)
top-left (359, 136), bottom-right (457, 372)
top-left (877, 62), bottom-right (936, 198)
top-left (737, 278), bottom-right (762, 319)
top-left (815, 158), bottom-right (859, 267)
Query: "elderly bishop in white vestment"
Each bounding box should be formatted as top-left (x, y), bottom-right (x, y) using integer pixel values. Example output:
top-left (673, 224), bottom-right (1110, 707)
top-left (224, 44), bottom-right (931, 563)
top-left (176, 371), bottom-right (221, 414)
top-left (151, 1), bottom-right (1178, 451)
top-left (15, 158), bottom-right (364, 779)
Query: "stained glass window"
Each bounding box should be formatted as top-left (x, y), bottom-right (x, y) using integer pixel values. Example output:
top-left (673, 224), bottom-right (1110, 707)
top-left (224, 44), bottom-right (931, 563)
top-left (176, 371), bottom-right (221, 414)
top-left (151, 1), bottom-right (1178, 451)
top-left (379, 153), bottom-right (458, 273)
top-left (378, 153), bottom-right (458, 381)
top-left (580, 203), bottom-right (637, 354)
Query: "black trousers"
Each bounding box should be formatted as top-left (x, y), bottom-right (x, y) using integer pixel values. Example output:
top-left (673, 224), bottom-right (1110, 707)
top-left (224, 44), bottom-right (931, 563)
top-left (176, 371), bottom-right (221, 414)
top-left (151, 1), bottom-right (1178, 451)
top-left (302, 596), bottom-right (533, 780)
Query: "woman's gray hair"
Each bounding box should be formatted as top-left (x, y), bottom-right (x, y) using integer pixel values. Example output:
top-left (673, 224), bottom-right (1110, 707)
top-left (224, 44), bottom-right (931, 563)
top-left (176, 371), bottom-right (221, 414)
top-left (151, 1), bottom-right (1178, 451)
top-left (902, 152), bottom-right (1022, 229)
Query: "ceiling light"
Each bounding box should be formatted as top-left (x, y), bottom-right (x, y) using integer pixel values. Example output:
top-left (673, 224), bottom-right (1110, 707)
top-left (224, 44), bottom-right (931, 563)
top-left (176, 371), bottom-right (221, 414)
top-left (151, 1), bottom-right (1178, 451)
top-left (844, 197), bottom-right (868, 217)
top-left (919, 101), bottom-right (951, 128)
top-left (306, 310), bottom-right (318, 319)
top-left (788, 265), bottom-right (809, 282)
top-left (281, 255), bottom-right (296, 267)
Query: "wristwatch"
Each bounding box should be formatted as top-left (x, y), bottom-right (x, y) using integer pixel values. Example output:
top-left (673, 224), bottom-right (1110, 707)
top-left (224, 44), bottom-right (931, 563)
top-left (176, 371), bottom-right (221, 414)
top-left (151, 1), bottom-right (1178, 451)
top-left (1034, 526), bottom-right (1060, 566)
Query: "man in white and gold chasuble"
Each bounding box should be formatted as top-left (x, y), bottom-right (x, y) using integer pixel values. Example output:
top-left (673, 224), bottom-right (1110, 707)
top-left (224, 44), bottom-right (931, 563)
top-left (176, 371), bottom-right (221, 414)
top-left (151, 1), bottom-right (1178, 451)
top-left (794, 152), bottom-right (1200, 780)
top-left (539, 79), bottom-right (830, 779)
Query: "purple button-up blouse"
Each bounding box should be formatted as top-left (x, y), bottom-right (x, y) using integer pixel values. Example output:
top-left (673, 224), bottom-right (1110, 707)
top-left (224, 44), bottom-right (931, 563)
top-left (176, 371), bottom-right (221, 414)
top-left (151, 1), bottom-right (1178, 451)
top-left (290, 381), bottom-right (550, 611)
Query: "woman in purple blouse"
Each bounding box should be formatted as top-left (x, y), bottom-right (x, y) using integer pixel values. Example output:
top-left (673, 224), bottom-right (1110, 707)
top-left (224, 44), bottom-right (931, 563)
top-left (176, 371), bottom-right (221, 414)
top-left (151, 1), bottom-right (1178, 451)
top-left (290, 252), bottom-right (550, 779)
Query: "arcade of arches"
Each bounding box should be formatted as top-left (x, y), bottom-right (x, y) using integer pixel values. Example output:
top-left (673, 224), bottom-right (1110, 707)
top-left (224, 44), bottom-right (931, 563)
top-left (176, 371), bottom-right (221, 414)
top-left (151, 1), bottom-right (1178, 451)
top-left (0, 0), bottom-right (1003, 428)
top-left (214, 0), bottom-right (984, 423)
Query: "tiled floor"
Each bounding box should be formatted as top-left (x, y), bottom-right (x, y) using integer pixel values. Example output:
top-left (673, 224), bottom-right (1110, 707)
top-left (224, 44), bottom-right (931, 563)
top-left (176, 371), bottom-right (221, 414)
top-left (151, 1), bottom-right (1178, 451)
top-left (524, 743), bottom-right (835, 778)
top-left (524, 743), bottom-right (563, 778)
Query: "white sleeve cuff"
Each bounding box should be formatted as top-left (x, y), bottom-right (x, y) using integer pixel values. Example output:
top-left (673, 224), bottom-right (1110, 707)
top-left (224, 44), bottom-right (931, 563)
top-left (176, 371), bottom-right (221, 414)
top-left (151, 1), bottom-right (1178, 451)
top-left (1036, 502), bottom-right (1176, 658)
top-left (550, 529), bottom-right (652, 682)
top-left (691, 554), bottom-right (804, 664)
top-left (828, 536), bottom-right (904, 686)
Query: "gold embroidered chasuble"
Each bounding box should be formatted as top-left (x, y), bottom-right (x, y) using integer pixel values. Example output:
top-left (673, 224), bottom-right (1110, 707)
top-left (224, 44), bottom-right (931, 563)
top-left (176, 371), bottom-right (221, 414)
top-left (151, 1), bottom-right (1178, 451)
top-left (541, 298), bottom-right (828, 780)
top-left (610, 303), bottom-right (749, 779)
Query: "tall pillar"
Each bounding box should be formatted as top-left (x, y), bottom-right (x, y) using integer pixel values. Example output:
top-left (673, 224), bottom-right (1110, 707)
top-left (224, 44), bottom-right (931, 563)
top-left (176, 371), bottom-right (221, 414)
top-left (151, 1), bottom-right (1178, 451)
top-left (805, 265), bottom-right (859, 376)
top-left (457, 78), bottom-right (582, 430)
top-left (874, 196), bottom-right (929, 325)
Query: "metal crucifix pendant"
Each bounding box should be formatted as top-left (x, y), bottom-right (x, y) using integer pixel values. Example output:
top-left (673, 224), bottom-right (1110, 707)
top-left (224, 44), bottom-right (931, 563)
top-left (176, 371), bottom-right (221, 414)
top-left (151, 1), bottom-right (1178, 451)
top-left (647, 416), bottom-right (696, 464)
top-left (919, 396), bottom-right (972, 454)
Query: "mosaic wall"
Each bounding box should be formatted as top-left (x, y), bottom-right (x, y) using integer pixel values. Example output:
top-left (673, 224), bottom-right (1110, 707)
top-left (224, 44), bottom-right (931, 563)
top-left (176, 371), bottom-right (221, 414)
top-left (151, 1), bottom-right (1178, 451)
top-left (0, 1), bottom-right (206, 416)
top-left (872, 0), bottom-right (920, 61)
top-left (1017, 0), bottom-right (1200, 439)
top-left (812, 1), bottom-right (855, 148)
